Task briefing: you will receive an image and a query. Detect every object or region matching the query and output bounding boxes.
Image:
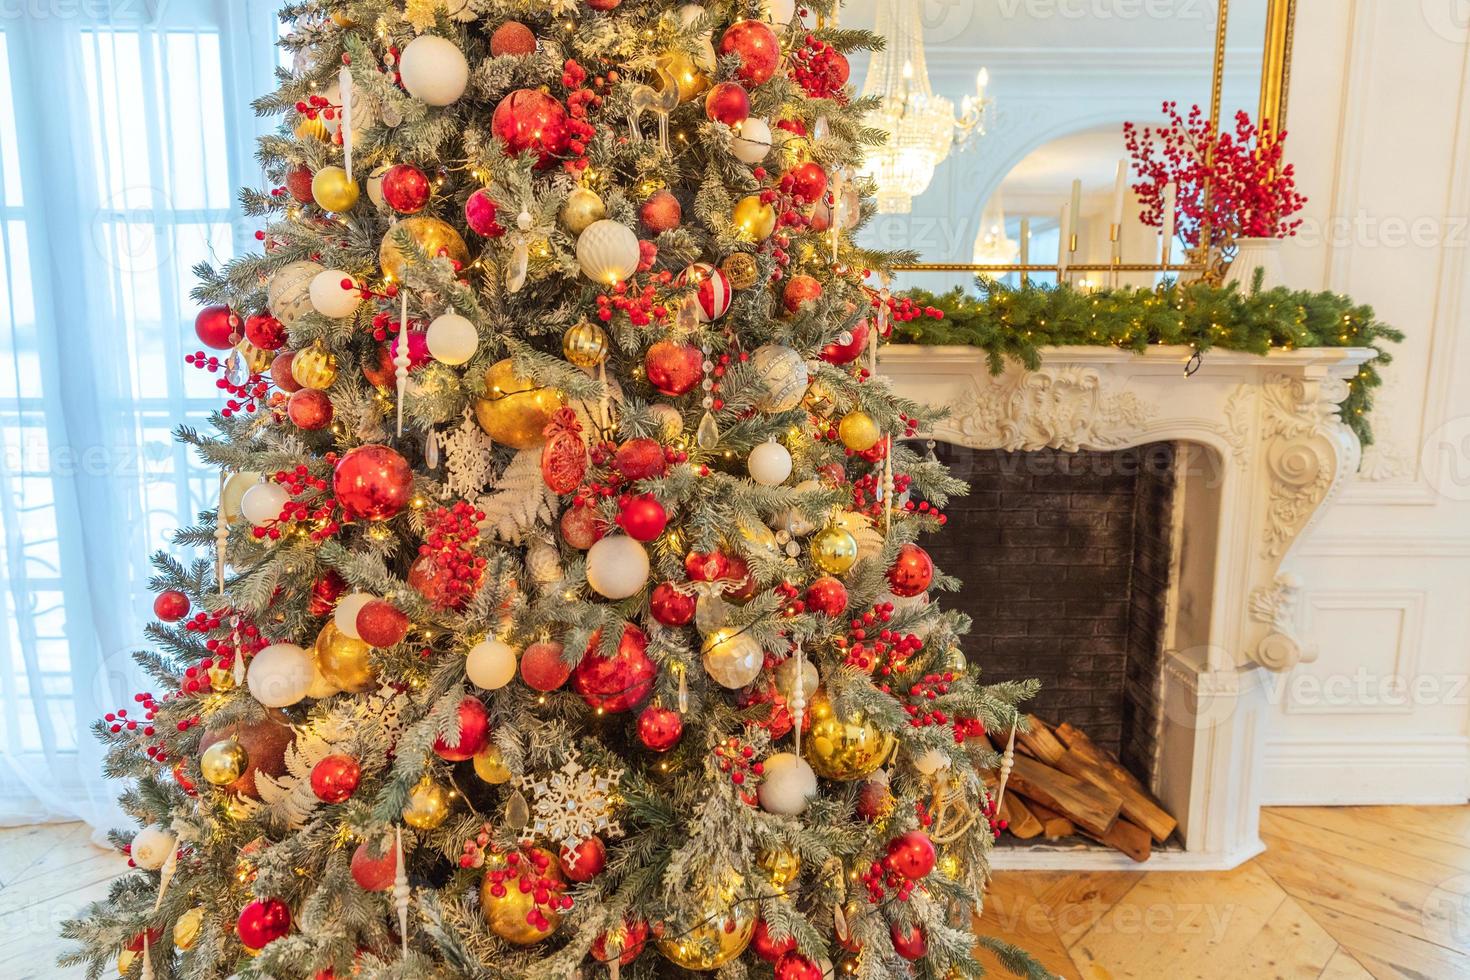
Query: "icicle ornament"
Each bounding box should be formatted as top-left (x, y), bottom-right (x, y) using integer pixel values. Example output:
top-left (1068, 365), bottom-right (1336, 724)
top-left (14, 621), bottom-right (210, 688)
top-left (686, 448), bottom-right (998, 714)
top-left (395, 290), bottom-right (411, 436)
top-left (393, 826), bottom-right (411, 954)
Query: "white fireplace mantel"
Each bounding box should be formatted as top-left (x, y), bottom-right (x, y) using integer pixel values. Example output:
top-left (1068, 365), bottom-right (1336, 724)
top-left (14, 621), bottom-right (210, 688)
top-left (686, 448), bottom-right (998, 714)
top-left (880, 344), bottom-right (1378, 870)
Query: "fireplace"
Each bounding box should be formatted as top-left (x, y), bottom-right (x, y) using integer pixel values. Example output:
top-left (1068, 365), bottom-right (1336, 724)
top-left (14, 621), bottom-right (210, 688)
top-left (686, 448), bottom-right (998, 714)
top-left (880, 344), bottom-right (1375, 870)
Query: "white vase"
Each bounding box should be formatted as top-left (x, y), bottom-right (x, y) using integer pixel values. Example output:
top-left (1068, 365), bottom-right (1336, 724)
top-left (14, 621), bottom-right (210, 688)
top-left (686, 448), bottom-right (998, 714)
top-left (1224, 237), bottom-right (1286, 292)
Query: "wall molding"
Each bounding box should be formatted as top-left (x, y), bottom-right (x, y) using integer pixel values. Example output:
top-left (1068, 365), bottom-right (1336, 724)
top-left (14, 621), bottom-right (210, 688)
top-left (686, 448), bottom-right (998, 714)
top-left (1297, 534), bottom-right (1470, 558)
top-left (1262, 734), bottom-right (1470, 804)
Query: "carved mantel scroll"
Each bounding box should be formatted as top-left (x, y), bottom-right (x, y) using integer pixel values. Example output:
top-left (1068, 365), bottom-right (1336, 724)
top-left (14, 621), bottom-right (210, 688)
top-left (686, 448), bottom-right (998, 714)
top-left (879, 345), bottom-right (1377, 676)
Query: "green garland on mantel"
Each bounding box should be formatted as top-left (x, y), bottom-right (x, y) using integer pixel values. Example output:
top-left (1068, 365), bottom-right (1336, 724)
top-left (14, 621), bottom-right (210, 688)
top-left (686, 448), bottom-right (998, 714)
top-left (893, 279), bottom-right (1404, 447)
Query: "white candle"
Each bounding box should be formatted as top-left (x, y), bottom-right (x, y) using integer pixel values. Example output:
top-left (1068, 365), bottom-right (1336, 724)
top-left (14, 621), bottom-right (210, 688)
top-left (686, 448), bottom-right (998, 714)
top-left (1160, 182), bottom-right (1178, 266)
top-left (339, 65), bottom-right (353, 181)
top-left (1069, 179), bottom-right (1083, 246)
top-left (1019, 217), bottom-right (1030, 267)
top-left (1058, 202), bottom-right (1071, 280)
top-left (1111, 159), bottom-right (1128, 230)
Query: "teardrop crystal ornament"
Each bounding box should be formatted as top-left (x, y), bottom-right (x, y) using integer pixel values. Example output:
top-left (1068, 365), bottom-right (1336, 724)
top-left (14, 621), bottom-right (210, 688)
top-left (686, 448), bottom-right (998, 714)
top-left (696, 411), bottom-right (720, 450)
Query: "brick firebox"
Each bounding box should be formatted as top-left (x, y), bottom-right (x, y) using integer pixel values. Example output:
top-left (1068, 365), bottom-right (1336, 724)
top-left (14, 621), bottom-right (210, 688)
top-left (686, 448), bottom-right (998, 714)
top-left (922, 443), bottom-right (1177, 779)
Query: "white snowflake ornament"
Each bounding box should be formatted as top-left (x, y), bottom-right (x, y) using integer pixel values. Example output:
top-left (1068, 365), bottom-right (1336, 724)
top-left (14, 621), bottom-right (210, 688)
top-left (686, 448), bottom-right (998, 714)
top-left (513, 749), bottom-right (624, 864)
top-left (441, 411), bottom-right (495, 499)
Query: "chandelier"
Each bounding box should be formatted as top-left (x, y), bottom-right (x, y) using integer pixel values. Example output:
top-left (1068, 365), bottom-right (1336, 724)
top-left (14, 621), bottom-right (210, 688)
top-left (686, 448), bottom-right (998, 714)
top-left (972, 194), bottom-right (1018, 265)
top-left (859, 0), bottom-right (993, 214)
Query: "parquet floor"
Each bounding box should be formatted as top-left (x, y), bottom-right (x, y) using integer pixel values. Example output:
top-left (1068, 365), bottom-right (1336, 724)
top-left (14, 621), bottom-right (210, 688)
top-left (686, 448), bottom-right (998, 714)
top-left (3, 806), bottom-right (1467, 978)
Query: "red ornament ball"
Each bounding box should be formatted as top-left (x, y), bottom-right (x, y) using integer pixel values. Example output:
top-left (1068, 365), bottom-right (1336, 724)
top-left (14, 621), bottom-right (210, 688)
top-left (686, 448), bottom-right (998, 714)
top-left (492, 89), bottom-right (570, 168)
top-left (804, 576), bottom-right (849, 617)
top-left (571, 625), bottom-right (655, 713)
top-left (308, 570), bottom-right (347, 617)
top-left (287, 387), bottom-right (333, 430)
top-left (782, 274), bottom-right (823, 314)
top-left (615, 438), bottom-right (668, 481)
top-left (126, 928), bottom-right (162, 953)
top-left (751, 919), bottom-right (797, 963)
top-left (649, 581), bottom-right (696, 627)
top-left (640, 190), bottom-right (682, 234)
top-left (380, 163), bottom-right (432, 214)
top-left (195, 305), bottom-right (239, 350)
top-left (153, 590), bottom-right (190, 622)
top-left (245, 313), bottom-right (287, 351)
top-left (561, 506), bottom-right (605, 550)
top-left (237, 898), bottom-right (291, 950)
top-left (587, 0), bottom-right (621, 8)
top-left (645, 340), bottom-right (704, 397)
top-left (355, 599), bottom-right (409, 648)
top-left (618, 494), bottom-right (668, 542)
top-left (433, 696), bottom-right (491, 761)
top-left (559, 835), bottom-right (607, 882)
top-left (775, 951), bottom-right (824, 980)
top-left (285, 165), bottom-right (315, 204)
top-left (719, 20), bottom-right (781, 86)
top-left (678, 262), bottom-right (732, 322)
top-left (787, 162), bottom-right (829, 204)
top-left (592, 918), bottom-right (649, 966)
top-left (705, 81), bottom-right (751, 125)
top-left (890, 922), bottom-right (927, 960)
top-left (636, 704), bottom-right (683, 752)
top-left (333, 444), bottom-right (412, 522)
top-left (351, 839), bottom-right (396, 892)
top-left (832, 50), bottom-right (851, 85)
top-left (309, 753), bottom-right (361, 804)
top-left (465, 189), bottom-right (506, 237)
top-left (684, 550), bottom-right (730, 583)
top-left (520, 640), bottom-right (572, 691)
top-left (820, 318), bottom-right (869, 365)
top-left (885, 830), bottom-right (936, 880)
top-left (723, 554), bottom-right (757, 602)
top-left (408, 553), bottom-right (465, 610)
top-left (887, 543), bottom-right (935, 597)
top-left (490, 20), bottom-right (537, 57)
top-left (270, 351), bottom-right (301, 393)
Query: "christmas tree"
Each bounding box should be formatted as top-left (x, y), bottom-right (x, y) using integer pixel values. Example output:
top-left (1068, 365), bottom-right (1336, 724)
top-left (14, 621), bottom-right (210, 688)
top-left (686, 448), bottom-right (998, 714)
top-left (63, 2), bottom-right (1039, 977)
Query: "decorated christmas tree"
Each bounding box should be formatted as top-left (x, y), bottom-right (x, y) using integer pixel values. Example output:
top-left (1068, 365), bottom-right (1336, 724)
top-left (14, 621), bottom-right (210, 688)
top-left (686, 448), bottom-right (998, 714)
top-left (63, 1), bottom-right (1039, 977)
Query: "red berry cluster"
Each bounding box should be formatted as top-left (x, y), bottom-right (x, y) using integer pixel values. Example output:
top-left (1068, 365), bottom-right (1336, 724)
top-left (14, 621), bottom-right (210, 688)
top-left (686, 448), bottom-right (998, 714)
top-left (900, 497), bottom-right (948, 527)
top-left (180, 656), bottom-right (229, 696)
top-left (294, 93), bottom-right (338, 127)
top-left (596, 270), bottom-right (672, 325)
top-left (104, 695), bottom-right (161, 756)
top-left (890, 672), bottom-right (959, 730)
top-left (255, 465), bottom-right (342, 542)
top-left (871, 293), bottom-right (942, 334)
top-left (712, 736), bottom-right (766, 806)
top-left (952, 716), bottom-right (986, 746)
top-left (184, 350), bottom-right (269, 418)
top-left (851, 471), bottom-right (912, 520)
top-left (775, 580), bottom-right (804, 617)
top-left (560, 60), bottom-right (600, 175)
top-left (418, 502), bottom-right (487, 610)
top-left (484, 847), bottom-right (574, 930)
top-left (788, 35), bottom-right (850, 103)
top-left (458, 821), bottom-right (495, 870)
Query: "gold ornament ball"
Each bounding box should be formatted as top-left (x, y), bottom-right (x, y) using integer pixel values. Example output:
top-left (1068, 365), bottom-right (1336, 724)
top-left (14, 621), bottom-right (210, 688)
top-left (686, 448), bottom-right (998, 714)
top-left (402, 775), bottom-right (454, 830)
top-left (757, 847), bottom-right (801, 889)
top-left (733, 194), bottom-right (777, 242)
top-left (221, 471), bottom-right (262, 524)
top-left (481, 847), bottom-right (564, 945)
top-left (562, 320), bottom-right (609, 368)
top-left (295, 115), bottom-right (330, 142)
top-left (117, 949), bottom-right (137, 976)
top-left (330, 11), bottom-right (355, 27)
top-left (942, 646), bottom-right (969, 678)
top-left (235, 339), bottom-right (273, 375)
top-left (314, 621), bottom-right (378, 694)
top-left (720, 252), bottom-right (759, 290)
top-left (560, 187), bottom-right (607, 235)
top-left (655, 885), bottom-right (756, 970)
top-left (200, 737), bottom-right (248, 786)
top-left (473, 358), bottom-right (566, 449)
top-left (311, 165), bottom-right (360, 213)
top-left (173, 907), bottom-right (205, 951)
top-left (803, 378), bottom-right (836, 418)
top-left (810, 524), bottom-right (859, 576)
top-left (291, 342), bottom-right (339, 390)
top-left (803, 689), bottom-right (897, 782)
top-left (380, 217), bottom-right (471, 283)
top-left (656, 50), bottom-right (709, 103)
top-left (473, 745), bottom-right (513, 784)
top-left (838, 410), bottom-right (882, 452)
top-left (207, 665), bottom-right (236, 692)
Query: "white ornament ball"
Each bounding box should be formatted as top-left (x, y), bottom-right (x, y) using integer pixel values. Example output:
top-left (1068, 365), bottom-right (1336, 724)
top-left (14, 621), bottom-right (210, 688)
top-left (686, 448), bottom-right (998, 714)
top-left (731, 117), bottom-right (773, 164)
top-left (247, 642), bottom-right (315, 708)
top-left (130, 826), bottom-right (177, 871)
top-left (399, 34), bottom-right (470, 106)
top-left (334, 593), bottom-right (376, 640)
top-left (425, 312), bottom-right (478, 365)
top-left (466, 638), bottom-right (518, 690)
top-left (309, 270), bottom-right (362, 319)
top-left (526, 541), bottom-right (562, 585)
top-left (748, 440), bottom-right (793, 486)
top-left (767, 0), bottom-right (798, 25)
top-left (576, 219), bottom-right (640, 285)
top-left (267, 260), bottom-right (325, 326)
top-left (702, 627), bottom-right (764, 689)
top-left (750, 343), bottom-right (809, 413)
top-left (758, 753), bottom-right (818, 815)
top-left (586, 535), bottom-right (651, 600)
top-left (649, 404), bottom-right (684, 439)
top-left (366, 164), bottom-right (392, 209)
top-left (240, 482), bottom-right (289, 526)
top-left (913, 747), bottom-right (951, 776)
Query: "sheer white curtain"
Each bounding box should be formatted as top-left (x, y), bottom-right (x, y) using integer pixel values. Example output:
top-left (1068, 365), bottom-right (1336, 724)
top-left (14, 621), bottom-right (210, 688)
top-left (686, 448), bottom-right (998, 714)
top-left (0, 0), bottom-right (281, 835)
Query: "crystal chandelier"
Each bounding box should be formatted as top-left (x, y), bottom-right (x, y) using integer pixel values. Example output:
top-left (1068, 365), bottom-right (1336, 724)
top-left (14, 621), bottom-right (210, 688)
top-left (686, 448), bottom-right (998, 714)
top-left (859, 0), bottom-right (993, 214)
top-left (972, 194), bottom-right (1018, 264)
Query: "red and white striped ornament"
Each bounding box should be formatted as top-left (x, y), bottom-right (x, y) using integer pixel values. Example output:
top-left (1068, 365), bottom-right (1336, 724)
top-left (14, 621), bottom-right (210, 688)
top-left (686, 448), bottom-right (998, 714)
top-left (678, 262), bottom-right (731, 322)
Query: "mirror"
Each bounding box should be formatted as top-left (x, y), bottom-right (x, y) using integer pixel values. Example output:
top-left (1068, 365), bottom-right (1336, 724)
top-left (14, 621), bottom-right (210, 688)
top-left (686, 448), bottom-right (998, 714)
top-left (837, 0), bottom-right (1284, 291)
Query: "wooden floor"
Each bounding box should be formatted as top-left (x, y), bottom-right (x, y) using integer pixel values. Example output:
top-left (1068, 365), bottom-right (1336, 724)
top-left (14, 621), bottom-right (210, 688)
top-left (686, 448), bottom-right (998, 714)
top-left (4, 807), bottom-right (1468, 978)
